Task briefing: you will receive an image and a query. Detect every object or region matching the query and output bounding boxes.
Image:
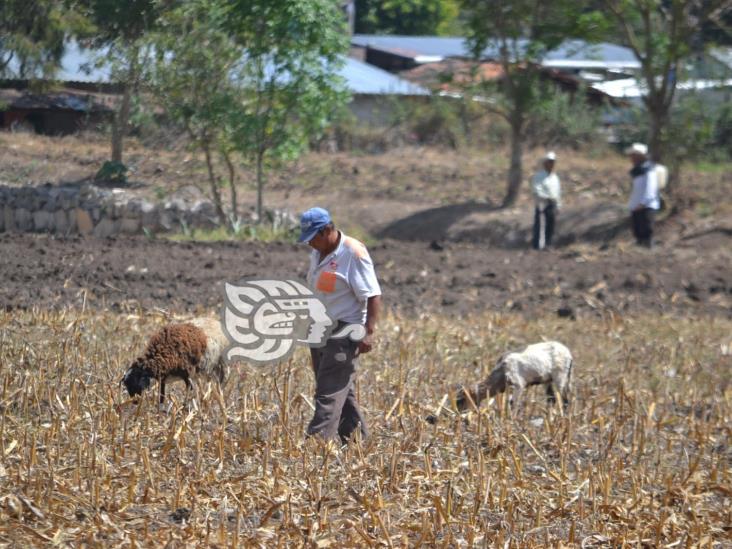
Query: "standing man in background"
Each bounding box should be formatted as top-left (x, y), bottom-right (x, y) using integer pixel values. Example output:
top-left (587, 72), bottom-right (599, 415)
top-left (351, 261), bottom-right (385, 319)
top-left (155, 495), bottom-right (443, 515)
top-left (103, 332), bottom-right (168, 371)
top-left (626, 143), bottom-right (660, 248)
top-left (298, 207), bottom-right (382, 444)
top-left (530, 151), bottom-right (561, 250)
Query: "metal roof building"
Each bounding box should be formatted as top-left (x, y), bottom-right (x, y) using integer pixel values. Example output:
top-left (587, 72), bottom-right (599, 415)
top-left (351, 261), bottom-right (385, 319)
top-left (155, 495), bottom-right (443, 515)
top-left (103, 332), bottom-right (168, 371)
top-left (2, 43), bottom-right (428, 131)
top-left (340, 57), bottom-right (428, 95)
top-left (351, 34), bottom-right (641, 73)
top-left (6, 41), bottom-right (428, 96)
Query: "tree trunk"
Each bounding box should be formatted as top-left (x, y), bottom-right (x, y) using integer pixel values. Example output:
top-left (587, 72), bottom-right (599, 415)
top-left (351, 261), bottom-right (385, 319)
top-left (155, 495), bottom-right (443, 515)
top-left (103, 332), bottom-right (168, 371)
top-left (646, 96), bottom-right (667, 164)
top-left (202, 143), bottom-right (228, 229)
top-left (502, 117), bottom-right (524, 208)
top-left (224, 152), bottom-right (238, 224)
top-left (110, 46), bottom-right (140, 164)
top-left (111, 83), bottom-right (132, 164)
top-left (256, 151), bottom-right (265, 224)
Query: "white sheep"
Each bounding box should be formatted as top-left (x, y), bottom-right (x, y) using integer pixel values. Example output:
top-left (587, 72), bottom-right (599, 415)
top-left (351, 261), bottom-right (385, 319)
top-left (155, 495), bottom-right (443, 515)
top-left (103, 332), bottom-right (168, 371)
top-left (455, 341), bottom-right (573, 412)
top-left (121, 317), bottom-right (230, 403)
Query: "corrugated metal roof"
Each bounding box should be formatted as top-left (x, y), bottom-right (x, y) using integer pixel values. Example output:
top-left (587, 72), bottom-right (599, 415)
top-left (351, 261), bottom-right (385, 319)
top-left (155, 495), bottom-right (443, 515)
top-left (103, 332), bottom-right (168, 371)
top-left (352, 35), bottom-right (640, 70)
top-left (0, 88), bottom-right (114, 111)
top-left (6, 42), bottom-right (427, 96)
top-left (342, 57), bottom-right (428, 95)
top-left (352, 35), bottom-right (468, 59)
top-left (401, 59), bottom-right (619, 105)
top-left (710, 47), bottom-right (732, 70)
top-left (593, 77), bottom-right (732, 99)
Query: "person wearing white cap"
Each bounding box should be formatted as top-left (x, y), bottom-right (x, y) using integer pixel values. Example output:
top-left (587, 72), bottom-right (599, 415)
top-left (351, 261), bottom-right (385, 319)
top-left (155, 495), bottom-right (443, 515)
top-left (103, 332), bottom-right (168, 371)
top-left (298, 207), bottom-right (382, 444)
top-left (530, 151), bottom-right (561, 250)
top-left (625, 143), bottom-right (660, 248)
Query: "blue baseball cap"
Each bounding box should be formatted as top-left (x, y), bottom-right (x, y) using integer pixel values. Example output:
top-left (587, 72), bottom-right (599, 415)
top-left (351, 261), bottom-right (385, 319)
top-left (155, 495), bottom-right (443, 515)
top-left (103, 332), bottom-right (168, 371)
top-left (298, 207), bottom-right (332, 243)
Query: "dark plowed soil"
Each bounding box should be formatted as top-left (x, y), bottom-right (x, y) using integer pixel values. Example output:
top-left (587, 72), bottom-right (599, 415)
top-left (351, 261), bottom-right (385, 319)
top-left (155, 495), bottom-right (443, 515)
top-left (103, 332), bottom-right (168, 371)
top-left (1, 232), bottom-right (730, 319)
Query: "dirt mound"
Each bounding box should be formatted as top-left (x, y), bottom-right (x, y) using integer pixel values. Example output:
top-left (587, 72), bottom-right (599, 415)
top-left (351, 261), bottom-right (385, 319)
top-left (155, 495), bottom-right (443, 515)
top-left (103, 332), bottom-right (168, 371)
top-left (377, 201), bottom-right (497, 241)
top-left (378, 200), bottom-right (630, 248)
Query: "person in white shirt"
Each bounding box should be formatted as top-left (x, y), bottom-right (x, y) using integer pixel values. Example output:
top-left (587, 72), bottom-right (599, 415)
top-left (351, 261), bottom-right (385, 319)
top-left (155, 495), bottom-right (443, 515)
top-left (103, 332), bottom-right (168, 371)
top-left (530, 151), bottom-right (561, 250)
top-left (298, 207), bottom-right (382, 443)
top-left (626, 143), bottom-right (660, 248)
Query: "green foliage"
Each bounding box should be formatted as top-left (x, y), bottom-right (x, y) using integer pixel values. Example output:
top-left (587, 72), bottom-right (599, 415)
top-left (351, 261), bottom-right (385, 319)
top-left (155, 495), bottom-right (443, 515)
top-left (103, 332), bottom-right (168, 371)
top-left (712, 102), bottom-right (732, 159)
top-left (391, 96), bottom-right (468, 148)
top-left (598, 0), bottom-right (729, 162)
top-left (460, 0), bottom-right (606, 205)
top-left (0, 0), bottom-right (87, 79)
top-left (79, 0), bottom-right (158, 43)
top-left (462, 0), bottom-right (604, 58)
top-left (165, 223), bottom-right (298, 244)
top-left (613, 93), bottom-right (732, 164)
top-left (355, 0), bottom-right (462, 35)
top-left (529, 88), bottom-right (603, 149)
top-left (223, 0), bottom-right (351, 164)
top-left (94, 160), bottom-right (128, 183)
top-left (149, 1), bottom-right (241, 150)
top-left (75, 0), bottom-right (164, 165)
top-left (149, 0), bottom-right (350, 224)
top-left (460, 0), bottom-right (610, 121)
top-left (664, 94), bottom-right (717, 163)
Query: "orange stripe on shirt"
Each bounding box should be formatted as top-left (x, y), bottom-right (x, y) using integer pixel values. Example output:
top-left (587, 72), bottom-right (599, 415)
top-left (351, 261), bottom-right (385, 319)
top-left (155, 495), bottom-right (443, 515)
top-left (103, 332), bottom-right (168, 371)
top-left (316, 271), bottom-right (337, 293)
top-left (344, 236), bottom-right (367, 259)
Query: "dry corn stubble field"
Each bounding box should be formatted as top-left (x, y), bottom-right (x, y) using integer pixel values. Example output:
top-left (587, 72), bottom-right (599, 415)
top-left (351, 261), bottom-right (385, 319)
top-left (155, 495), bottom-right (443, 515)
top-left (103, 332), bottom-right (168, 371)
top-left (0, 308), bottom-right (730, 547)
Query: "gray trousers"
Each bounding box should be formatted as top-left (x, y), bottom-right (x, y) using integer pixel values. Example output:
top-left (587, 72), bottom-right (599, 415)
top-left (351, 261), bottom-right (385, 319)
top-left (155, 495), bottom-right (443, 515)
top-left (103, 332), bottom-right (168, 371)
top-left (307, 333), bottom-right (367, 443)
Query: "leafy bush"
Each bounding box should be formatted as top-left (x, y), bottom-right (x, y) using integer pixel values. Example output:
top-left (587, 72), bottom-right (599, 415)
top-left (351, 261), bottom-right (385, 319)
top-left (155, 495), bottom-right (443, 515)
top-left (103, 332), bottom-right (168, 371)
top-left (528, 88), bottom-right (604, 149)
top-left (95, 161), bottom-right (128, 183)
top-left (318, 90), bottom-right (607, 152)
top-left (403, 97), bottom-right (463, 148)
top-left (166, 222), bottom-right (298, 243)
top-left (711, 103), bottom-right (732, 159)
top-left (610, 93), bottom-right (732, 163)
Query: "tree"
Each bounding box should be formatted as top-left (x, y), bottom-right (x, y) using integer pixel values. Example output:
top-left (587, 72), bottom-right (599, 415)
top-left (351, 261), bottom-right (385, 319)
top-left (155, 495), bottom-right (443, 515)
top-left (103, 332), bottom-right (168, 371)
top-left (461, 0), bottom-right (605, 206)
top-left (150, 0), bottom-right (349, 228)
top-left (78, 0), bottom-right (162, 164)
top-left (355, 0), bottom-right (462, 35)
top-left (0, 0), bottom-right (84, 80)
top-left (149, 1), bottom-right (241, 227)
top-left (602, 0), bottom-right (731, 168)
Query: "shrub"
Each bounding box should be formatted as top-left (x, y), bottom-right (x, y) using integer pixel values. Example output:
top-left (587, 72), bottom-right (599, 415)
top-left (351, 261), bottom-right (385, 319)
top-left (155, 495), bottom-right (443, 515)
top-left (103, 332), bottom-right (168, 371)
top-left (528, 88), bottom-right (604, 149)
top-left (95, 161), bottom-right (128, 184)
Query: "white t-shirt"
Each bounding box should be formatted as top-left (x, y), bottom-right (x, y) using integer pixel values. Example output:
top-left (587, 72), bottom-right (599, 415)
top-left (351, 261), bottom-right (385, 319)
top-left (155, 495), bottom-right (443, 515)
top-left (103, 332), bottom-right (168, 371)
top-left (530, 170), bottom-right (561, 208)
top-left (628, 161), bottom-right (660, 211)
top-left (306, 232), bottom-right (381, 325)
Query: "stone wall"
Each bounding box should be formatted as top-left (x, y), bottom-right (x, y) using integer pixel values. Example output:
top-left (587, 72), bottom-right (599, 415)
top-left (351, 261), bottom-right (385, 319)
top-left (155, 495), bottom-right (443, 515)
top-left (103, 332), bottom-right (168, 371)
top-left (0, 183), bottom-right (296, 236)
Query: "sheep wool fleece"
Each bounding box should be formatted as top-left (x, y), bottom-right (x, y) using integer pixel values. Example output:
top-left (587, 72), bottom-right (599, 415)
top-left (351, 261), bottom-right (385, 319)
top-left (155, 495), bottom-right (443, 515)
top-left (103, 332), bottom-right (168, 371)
top-left (142, 323), bottom-right (207, 378)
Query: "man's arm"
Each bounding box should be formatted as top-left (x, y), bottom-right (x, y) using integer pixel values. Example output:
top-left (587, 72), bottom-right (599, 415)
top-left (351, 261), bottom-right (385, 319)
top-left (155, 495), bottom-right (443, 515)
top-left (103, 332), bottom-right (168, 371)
top-left (358, 295), bottom-right (381, 354)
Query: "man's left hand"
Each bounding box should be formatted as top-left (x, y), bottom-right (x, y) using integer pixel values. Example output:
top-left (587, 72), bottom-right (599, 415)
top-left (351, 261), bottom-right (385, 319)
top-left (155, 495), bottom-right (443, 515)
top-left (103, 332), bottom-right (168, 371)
top-left (357, 333), bottom-right (374, 355)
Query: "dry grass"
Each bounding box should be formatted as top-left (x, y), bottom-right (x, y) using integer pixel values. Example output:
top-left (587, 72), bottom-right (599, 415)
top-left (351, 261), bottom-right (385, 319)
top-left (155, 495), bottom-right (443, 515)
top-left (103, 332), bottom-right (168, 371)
top-left (2, 132), bottom-right (731, 219)
top-left (0, 308), bottom-right (730, 547)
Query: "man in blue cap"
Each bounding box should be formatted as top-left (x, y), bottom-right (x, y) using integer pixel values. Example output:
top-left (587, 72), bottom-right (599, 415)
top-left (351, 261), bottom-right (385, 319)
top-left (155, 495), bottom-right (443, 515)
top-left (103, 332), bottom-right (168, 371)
top-left (299, 207), bottom-right (382, 444)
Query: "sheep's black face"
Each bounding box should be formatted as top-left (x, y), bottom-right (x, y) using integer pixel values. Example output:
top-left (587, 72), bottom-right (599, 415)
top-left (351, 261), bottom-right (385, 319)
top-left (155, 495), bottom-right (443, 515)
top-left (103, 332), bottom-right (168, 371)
top-left (453, 385), bottom-right (469, 411)
top-left (122, 365), bottom-right (152, 397)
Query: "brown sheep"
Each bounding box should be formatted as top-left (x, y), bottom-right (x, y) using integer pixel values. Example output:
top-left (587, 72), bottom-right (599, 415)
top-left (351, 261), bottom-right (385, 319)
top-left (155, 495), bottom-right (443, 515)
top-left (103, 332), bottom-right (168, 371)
top-left (121, 317), bottom-right (229, 403)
